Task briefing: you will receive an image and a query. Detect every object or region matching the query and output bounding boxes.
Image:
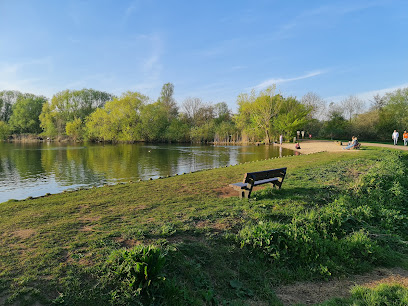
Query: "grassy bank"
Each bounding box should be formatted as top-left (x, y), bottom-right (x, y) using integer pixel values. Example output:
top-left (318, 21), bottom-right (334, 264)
top-left (1, 148), bottom-right (408, 305)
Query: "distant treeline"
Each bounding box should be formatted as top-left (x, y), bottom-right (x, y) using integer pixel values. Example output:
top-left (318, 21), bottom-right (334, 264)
top-left (0, 83), bottom-right (407, 143)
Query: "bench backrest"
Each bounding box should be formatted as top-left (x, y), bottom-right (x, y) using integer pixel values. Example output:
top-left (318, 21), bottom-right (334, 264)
top-left (243, 167), bottom-right (287, 185)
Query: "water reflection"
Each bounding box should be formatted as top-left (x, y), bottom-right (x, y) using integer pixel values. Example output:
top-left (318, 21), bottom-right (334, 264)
top-left (0, 142), bottom-right (294, 202)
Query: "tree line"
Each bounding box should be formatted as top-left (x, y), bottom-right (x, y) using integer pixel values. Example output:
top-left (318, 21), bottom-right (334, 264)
top-left (0, 83), bottom-right (407, 143)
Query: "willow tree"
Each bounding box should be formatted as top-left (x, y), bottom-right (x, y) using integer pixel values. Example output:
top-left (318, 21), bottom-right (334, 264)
top-left (236, 85), bottom-right (282, 144)
top-left (85, 91), bottom-right (148, 142)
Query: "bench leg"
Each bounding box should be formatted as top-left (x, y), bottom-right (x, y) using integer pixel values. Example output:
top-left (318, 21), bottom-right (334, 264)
top-left (240, 189), bottom-right (251, 199)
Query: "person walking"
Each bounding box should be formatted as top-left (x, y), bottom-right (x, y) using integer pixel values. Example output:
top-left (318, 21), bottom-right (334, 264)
top-left (392, 130), bottom-right (399, 145)
top-left (279, 134), bottom-right (283, 145)
top-left (403, 130), bottom-right (408, 146)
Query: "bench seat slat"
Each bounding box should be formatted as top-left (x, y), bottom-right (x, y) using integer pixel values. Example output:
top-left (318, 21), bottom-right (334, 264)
top-left (252, 178), bottom-right (278, 186)
top-left (229, 182), bottom-right (249, 190)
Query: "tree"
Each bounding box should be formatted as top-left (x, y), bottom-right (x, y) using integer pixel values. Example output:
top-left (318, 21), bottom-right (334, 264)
top-left (9, 94), bottom-right (47, 134)
top-left (322, 109), bottom-right (349, 139)
top-left (213, 102), bottom-right (231, 124)
top-left (40, 89), bottom-right (114, 136)
top-left (85, 91), bottom-right (147, 142)
top-left (340, 95), bottom-right (365, 122)
top-left (140, 102), bottom-right (168, 142)
top-left (273, 97), bottom-right (311, 139)
top-left (157, 83), bottom-right (178, 119)
top-left (301, 92), bottom-right (326, 120)
top-left (66, 118), bottom-right (84, 141)
top-left (0, 90), bottom-right (22, 122)
top-left (236, 85), bottom-right (282, 144)
top-left (0, 121), bottom-right (10, 140)
top-left (181, 97), bottom-right (203, 125)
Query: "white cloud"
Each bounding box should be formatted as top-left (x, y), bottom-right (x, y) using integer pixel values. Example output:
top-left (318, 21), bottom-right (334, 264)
top-left (325, 82), bottom-right (408, 103)
top-left (253, 70), bottom-right (325, 90)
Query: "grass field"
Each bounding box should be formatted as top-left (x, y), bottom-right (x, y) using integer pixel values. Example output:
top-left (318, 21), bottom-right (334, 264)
top-left (1, 147), bottom-right (408, 305)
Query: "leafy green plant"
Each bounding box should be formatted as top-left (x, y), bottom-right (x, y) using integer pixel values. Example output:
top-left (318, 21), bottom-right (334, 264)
top-left (103, 245), bottom-right (166, 304)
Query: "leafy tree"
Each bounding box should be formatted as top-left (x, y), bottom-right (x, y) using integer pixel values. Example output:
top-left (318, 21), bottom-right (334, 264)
top-left (236, 85), bottom-right (282, 144)
top-left (214, 121), bottom-right (237, 143)
top-left (66, 118), bottom-right (84, 141)
top-left (40, 89), bottom-right (114, 136)
top-left (351, 109), bottom-right (380, 140)
top-left (157, 83), bottom-right (178, 119)
top-left (190, 121), bottom-right (215, 142)
top-left (273, 97), bottom-right (311, 139)
top-left (140, 102), bottom-right (168, 142)
top-left (165, 119), bottom-right (190, 142)
top-left (322, 110), bottom-right (349, 139)
top-left (0, 121), bottom-right (10, 140)
top-left (374, 88), bottom-right (408, 140)
top-left (213, 102), bottom-right (231, 124)
top-left (9, 94), bottom-right (47, 133)
top-left (85, 91), bottom-right (147, 142)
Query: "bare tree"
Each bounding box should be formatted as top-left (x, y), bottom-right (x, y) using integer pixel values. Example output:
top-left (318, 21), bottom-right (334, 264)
top-left (340, 95), bottom-right (365, 122)
top-left (301, 92), bottom-right (327, 120)
top-left (369, 94), bottom-right (386, 111)
top-left (181, 97), bottom-right (203, 124)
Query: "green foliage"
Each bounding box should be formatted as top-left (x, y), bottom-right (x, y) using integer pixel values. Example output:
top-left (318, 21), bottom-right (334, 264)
top-left (321, 283), bottom-right (408, 305)
top-left (65, 118), bottom-right (84, 141)
top-left (322, 110), bottom-right (350, 139)
top-left (239, 151), bottom-right (408, 277)
top-left (9, 94), bottom-right (47, 133)
top-left (85, 91), bottom-right (147, 142)
top-left (103, 245), bottom-right (166, 304)
top-left (40, 89), bottom-right (114, 136)
top-left (350, 283), bottom-right (408, 305)
top-left (140, 102), bottom-right (169, 142)
top-left (0, 120), bottom-right (11, 140)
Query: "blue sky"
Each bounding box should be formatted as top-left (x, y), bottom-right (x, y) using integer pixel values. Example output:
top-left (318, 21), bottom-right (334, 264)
top-left (1, 0), bottom-right (407, 111)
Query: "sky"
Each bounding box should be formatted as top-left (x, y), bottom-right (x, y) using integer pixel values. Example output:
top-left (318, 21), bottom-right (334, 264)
top-left (1, 0), bottom-right (407, 111)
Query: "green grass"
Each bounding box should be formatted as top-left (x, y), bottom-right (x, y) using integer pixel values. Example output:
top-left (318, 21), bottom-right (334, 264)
top-left (1, 147), bottom-right (408, 305)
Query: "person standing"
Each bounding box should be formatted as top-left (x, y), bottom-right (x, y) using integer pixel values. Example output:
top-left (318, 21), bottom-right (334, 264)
top-left (404, 130), bottom-right (408, 146)
top-left (279, 134), bottom-right (283, 145)
top-left (392, 130), bottom-right (399, 145)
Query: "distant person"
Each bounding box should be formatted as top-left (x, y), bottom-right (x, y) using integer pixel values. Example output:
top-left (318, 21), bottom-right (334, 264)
top-left (309, 133), bottom-right (312, 139)
top-left (403, 130), bottom-right (408, 146)
top-left (343, 136), bottom-right (357, 150)
top-left (392, 130), bottom-right (399, 145)
top-left (295, 142), bottom-right (301, 149)
top-left (301, 130), bottom-right (305, 139)
top-left (279, 134), bottom-right (283, 145)
top-left (297, 130), bottom-right (300, 140)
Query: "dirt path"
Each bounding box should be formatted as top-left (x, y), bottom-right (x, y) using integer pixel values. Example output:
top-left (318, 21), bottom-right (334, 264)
top-left (275, 267), bottom-right (408, 305)
top-left (280, 139), bottom-right (408, 155)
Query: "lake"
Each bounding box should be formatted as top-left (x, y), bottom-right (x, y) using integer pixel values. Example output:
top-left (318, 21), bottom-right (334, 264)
top-left (0, 142), bottom-right (294, 203)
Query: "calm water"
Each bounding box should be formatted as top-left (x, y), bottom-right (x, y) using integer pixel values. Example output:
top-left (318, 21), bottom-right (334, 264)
top-left (0, 142), bottom-right (294, 203)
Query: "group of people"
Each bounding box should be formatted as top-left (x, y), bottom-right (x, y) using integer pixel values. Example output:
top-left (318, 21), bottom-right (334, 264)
top-left (392, 130), bottom-right (408, 146)
top-left (343, 136), bottom-right (359, 150)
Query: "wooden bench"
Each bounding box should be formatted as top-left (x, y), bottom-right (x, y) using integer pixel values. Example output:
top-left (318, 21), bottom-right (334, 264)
top-left (229, 167), bottom-right (287, 199)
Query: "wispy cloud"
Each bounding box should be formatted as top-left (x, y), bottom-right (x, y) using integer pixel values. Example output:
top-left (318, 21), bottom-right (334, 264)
top-left (0, 58), bottom-right (55, 98)
top-left (326, 82), bottom-right (408, 103)
top-left (253, 70), bottom-right (326, 90)
top-left (276, 1), bottom-right (385, 38)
